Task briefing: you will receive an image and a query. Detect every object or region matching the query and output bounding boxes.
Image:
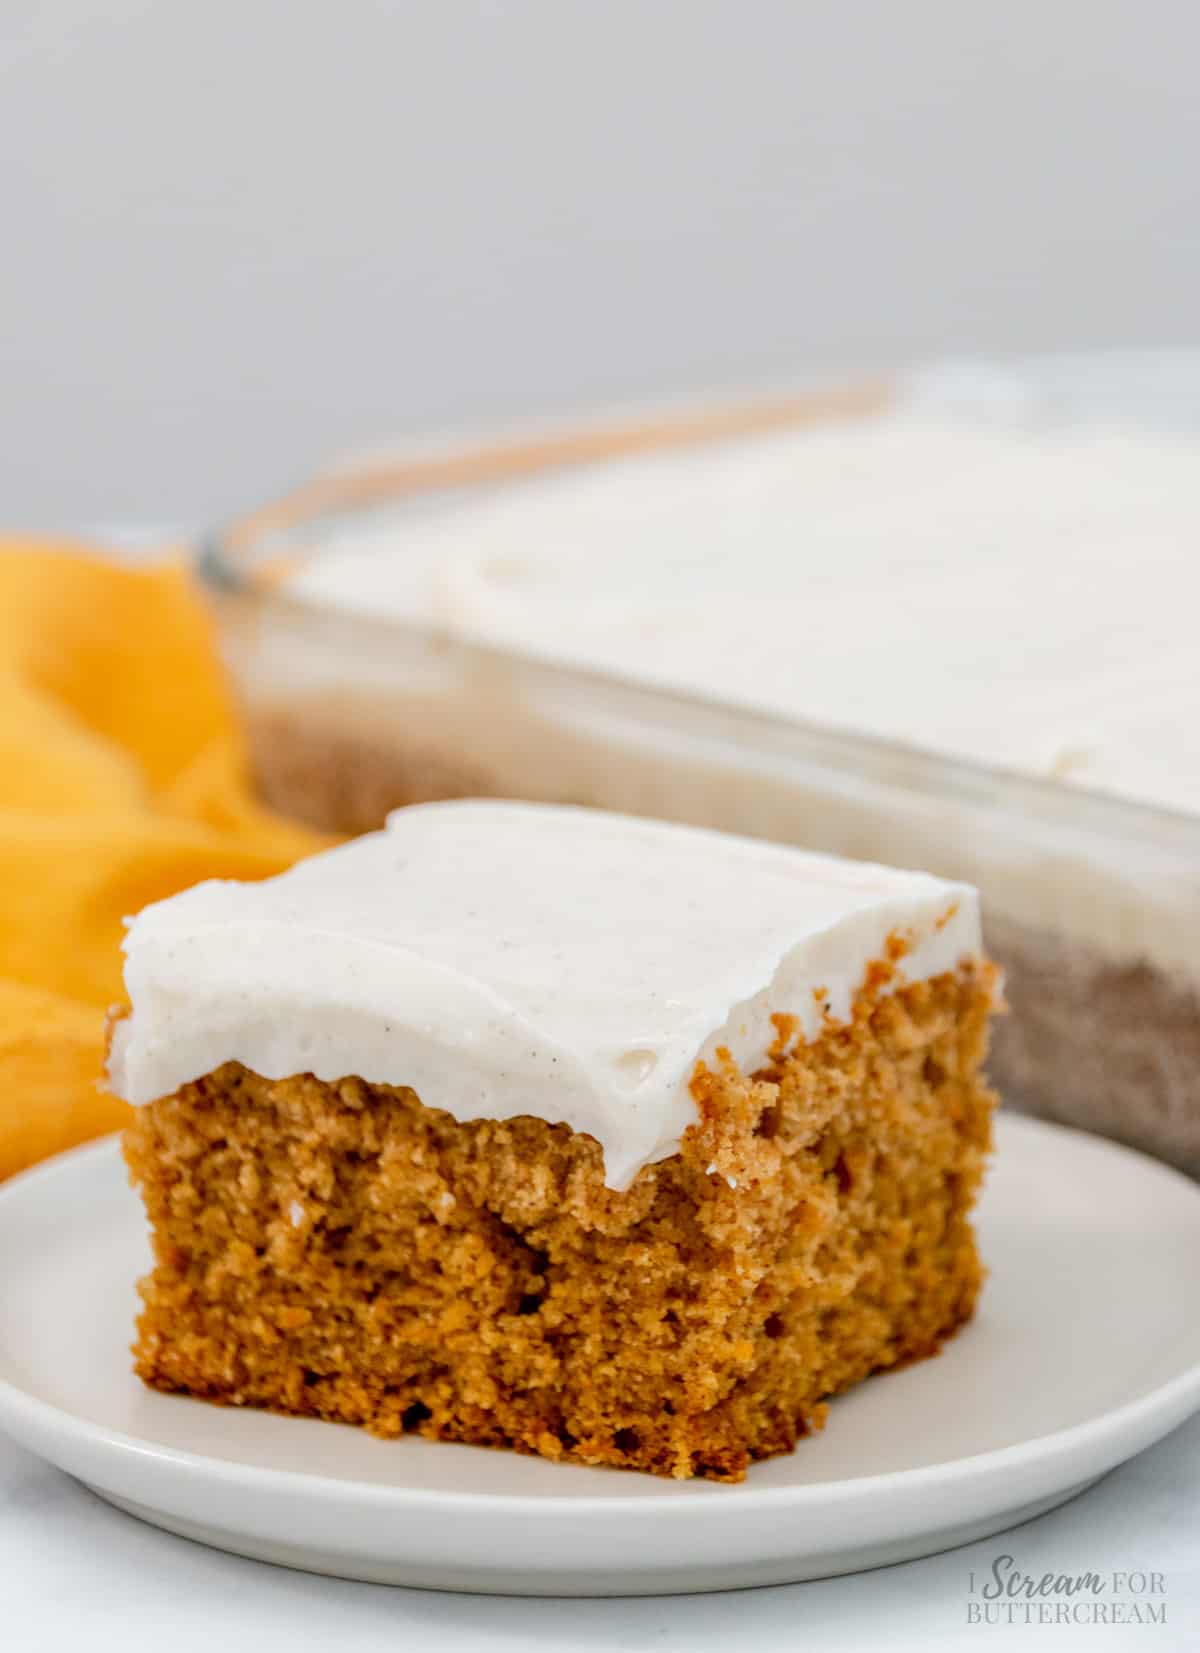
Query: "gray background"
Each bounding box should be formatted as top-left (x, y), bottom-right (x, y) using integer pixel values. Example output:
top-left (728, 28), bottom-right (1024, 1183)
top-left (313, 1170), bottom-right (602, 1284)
top-left (2, 0), bottom-right (1197, 531)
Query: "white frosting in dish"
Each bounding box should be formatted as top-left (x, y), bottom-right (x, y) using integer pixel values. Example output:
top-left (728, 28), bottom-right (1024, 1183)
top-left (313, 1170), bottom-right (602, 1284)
top-left (108, 802), bottom-right (981, 1189)
top-left (290, 368), bottom-right (1200, 818)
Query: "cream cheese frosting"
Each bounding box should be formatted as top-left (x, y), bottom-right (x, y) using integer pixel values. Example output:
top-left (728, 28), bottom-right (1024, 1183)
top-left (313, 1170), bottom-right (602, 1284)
top-left (107, 801), bottom-right (982, 1189)
top-left (289, 359), bottom-right (1200, 818)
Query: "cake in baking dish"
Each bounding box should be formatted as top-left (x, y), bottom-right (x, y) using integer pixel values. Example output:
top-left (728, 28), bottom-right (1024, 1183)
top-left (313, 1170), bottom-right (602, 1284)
top-left (227, 363), bottom-right (1200, 1176)
top-left (111, 802), bottom-right (997, 1481)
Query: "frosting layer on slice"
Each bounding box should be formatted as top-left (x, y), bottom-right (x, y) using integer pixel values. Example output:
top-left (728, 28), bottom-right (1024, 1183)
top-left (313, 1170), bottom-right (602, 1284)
top-left (108, 801), bottom-right (983, 1188)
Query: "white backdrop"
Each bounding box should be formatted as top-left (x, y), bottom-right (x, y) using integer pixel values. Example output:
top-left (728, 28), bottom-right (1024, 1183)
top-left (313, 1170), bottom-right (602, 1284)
top-left (1, 0), bottom-right (1197, 529)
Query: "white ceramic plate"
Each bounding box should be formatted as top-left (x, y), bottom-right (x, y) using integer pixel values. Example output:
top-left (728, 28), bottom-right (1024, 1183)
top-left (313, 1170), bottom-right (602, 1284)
top-left (1, 1115), bottom-right (1198, 1596)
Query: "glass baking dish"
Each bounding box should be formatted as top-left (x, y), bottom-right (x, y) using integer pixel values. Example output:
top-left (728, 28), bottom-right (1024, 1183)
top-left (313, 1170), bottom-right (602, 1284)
top-left (196, 373), bottom-right (1200, 1177)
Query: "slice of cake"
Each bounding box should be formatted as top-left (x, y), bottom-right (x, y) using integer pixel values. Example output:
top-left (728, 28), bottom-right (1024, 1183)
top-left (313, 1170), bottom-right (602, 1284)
top-left (110, 801), bottom-right (997, 1481)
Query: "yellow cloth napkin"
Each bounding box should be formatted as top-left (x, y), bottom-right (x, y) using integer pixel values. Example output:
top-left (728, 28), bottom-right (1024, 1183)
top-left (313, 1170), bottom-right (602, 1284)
top-left (0, 541), bottom-right (334, 1181)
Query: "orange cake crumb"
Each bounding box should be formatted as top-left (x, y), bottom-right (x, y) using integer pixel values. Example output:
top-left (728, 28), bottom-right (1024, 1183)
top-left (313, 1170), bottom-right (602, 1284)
top-left (123, 961), bottom-right (996, 1481)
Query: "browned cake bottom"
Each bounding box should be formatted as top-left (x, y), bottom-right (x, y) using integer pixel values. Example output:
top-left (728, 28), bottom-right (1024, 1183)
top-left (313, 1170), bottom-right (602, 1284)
top-left (124, 964), bottom-right (995, 1481)
top-left (986, 914), bottom-right (1200, 1175)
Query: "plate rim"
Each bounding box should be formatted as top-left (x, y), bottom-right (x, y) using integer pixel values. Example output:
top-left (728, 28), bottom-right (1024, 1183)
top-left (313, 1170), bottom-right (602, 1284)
top-left (2, 1118), bottom-right (1199, 1517)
